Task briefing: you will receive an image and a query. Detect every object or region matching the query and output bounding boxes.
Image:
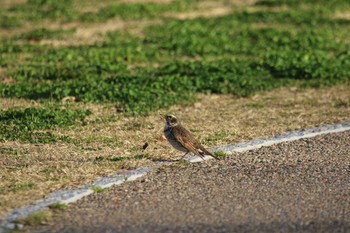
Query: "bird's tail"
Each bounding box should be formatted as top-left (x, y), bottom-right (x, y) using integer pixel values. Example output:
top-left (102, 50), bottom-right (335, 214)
top-left (198, 148), bottom-right (219, 160)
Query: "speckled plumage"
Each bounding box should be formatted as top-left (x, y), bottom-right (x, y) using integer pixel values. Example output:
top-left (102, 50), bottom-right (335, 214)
top-left (162, 114), bottom-right (219, 160)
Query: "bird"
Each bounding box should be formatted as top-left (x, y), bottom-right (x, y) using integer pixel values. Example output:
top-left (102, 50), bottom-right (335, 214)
top-left (161, 114), bottom-right (219, 161)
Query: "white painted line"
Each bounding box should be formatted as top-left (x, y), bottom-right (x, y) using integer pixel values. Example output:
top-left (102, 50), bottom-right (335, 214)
top-left (187, 122), bottom-right (350, 162)
top-left (1, 122), bottom-right (349, 232)
top-left (0, 167), bottom-right (150, 233)
top-left (61, 190), bottom-right (94, 205)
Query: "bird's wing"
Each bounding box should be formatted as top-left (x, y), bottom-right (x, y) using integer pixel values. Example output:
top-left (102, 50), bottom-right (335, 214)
top-left (172, 125), bottom-right (200, 156)
top-left (172, 125), bottom-right (219, 160)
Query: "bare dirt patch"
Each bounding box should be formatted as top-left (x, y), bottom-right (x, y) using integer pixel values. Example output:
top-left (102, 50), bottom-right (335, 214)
top-left (1, 0), bottom-right (26, 9)
top-left (169, 6), bottom-right (232, 20)
top-left (1, 84), bottom-right (350, 217)
top-left (334, 11), bottom-right (350, 20)
top-left (38, 19), bottom-right (162, 46)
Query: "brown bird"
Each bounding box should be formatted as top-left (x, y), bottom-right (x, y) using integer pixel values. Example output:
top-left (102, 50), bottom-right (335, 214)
top-left (161, 114), bottom-right (219, 161)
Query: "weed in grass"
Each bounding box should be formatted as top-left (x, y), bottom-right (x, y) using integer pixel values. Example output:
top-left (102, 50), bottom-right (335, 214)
top-left (49, 202), bottom-right (68, 210)
top-left (133, 153), bottom-right (150, 160)
top-left (90, 186), bottom-right (107, 193)
top-left (95, 153), bottom-right (150, 162)
top-left (40, 167), bottom-right (56, 174)
top-left (245, 103), bottom-right (265, 109)
top-left (213, 150), bottom-right (227, 158)
top-left (17, 210), bottom-right (51, 226)
top-left (94, 155), bottom-right (127, 163)
top-left (8, 182), bottom-right (35, 192)
top-left (107, 156), bottom-right (128, 162)
top-left (176, 160), bottom-right (190, 167)
top-left (81, 147), bottom-right (100, 151)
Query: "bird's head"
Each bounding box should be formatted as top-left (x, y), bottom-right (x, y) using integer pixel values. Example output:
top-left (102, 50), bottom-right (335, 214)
top-left (160, 114), bottom-right (179, 127)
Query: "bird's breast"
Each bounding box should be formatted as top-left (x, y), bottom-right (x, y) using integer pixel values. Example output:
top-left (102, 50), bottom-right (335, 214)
top-left (164, 125), bottom-right (188, 152)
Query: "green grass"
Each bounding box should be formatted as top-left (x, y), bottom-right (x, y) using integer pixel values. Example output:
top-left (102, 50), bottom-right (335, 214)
top-left (5, 0), bottom-right (199, 23)
top-left (0, 107), bottom-right (91, 143)
top-left (0, 147), bottom-right (28, 156)
top-left (204, 130), bottom-right (229, 145)
top-left (16, 28), bottom-right (76, 41)
top-left (17, 210), bottom-right (50, 226)
top-left (0, 0), bottom-right (349, 142)
top-left (95, 153), bottom-right (150, 162)
top-left (9, 0), bottom-right (77, 21)
top-left (213, 150), bottom-right (227, 157)
top-left (49, 202), bottom-right (68, 210)
top-left (0, 15), bottom-right (22, 28)
top-left (79, 0), bottom-right (198, 22)
top-left (8, 182), bottom-right (35, 192)
top-left (90, 186), bottom-right (107, 193)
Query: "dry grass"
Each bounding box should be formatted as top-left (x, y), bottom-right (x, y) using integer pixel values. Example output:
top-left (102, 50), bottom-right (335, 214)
top-left (334, 11), bottom-right (350, 20)
top-left (1, 84), bottom-right (350, 217)
top-left (167, 6), bottom-right (232, 20)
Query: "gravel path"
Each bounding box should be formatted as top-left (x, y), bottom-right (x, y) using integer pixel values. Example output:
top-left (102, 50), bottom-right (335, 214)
top-left (25, 131), bottom-right (350, 233)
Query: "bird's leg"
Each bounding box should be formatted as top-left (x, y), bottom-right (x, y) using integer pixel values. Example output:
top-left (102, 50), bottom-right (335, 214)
top-left (198, 151), bottom-right (209, 165)
top-left (180, 152), bottom-right (189, 160)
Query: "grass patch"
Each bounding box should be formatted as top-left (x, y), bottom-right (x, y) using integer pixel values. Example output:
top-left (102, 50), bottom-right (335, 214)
top-left (90, 186), bottom-right (107, 193)
top-left (245, 103), bottom-right (265, 108)
top-left (49, 202), bottom-right (68, 210)
top-left (1, 7), bottom-right (349, 115)
top-left (204, 130), bottom-right (229, 146)
top-left (79, 0), bottom-right (198, 21)
top-left (6, 0), bottom-right (200, 23)
top-left (332, 99), bottom-right (350, 108)
top-left (0, 147), bottom-right (28, 157)
top-left (213, 150), bottom-right (227, 157)
top-left (0, 15), bottom-right (21, 29)
top-left (17, 210), bottom-right (51, 226)
top-left (9, 0), bottom-right (77, 21)
top-left (176, 160), bottom-right (190, 167)
top-left (17, 28), bottom-right (76, 41)
top-left (95, 153), bottom-right (151, 162)
top-left (8, 182), bottom-right (35, 192)
top-left (0, 106), bottom-right (91, 143)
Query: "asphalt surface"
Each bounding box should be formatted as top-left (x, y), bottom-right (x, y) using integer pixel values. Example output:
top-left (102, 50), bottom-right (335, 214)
top-left (25, 131), bottom-right (350, 233)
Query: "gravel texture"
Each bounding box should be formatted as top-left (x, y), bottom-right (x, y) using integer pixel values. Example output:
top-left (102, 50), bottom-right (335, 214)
top-left (24, 131), bottom-right (350, 233)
